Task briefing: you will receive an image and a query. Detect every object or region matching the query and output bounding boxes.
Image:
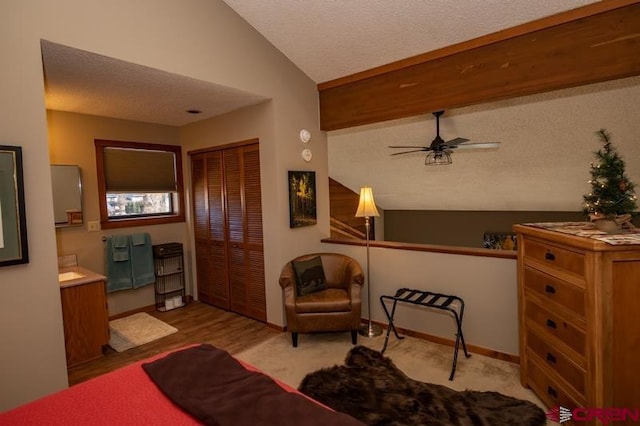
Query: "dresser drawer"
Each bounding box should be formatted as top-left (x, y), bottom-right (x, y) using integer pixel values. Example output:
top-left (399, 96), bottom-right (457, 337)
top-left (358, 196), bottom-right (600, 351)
top-left (526, 329), bottom-right (586, 397)
top-left (525, 299), bottom-right (586, 357)
top-left (527, 358), bottom-right (583, 411)
top-left (523, 267), bottom-right (585, 318)
top-left (523, 238), bottom-right (584, 277)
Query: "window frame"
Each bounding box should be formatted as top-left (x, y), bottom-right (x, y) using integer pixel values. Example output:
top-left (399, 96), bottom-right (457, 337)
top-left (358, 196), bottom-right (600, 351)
top-left (95, 139), bottom-right (185, 229)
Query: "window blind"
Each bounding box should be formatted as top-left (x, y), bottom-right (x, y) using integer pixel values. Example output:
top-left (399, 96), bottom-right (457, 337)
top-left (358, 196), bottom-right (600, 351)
top-left (104, 147), bottom-right (177, 192)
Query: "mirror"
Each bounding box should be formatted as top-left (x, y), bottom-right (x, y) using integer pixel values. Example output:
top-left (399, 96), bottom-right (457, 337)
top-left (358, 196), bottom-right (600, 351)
top-left (51, 165), bottom-right (83, 228)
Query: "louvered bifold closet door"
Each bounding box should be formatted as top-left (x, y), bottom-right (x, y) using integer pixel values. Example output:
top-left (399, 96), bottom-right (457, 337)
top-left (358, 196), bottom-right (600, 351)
top-left (191, 155), bottom-right (214, 304)
top-left (224, 144), bottom-right (265, 321)
top-left (206, 151), bottom-right (230, 309)
top-left (223, 148), bottom-right (247, 316)
top-left (242, 144), bottom-right (266, 321)
top-left (190, 141), bottom-right (265, 322)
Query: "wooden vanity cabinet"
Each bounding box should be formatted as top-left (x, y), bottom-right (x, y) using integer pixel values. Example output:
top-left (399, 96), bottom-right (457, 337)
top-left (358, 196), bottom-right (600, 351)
top-left (514, 224), bottom-right (640, 416)
top-left (60, 280), bottom-right (109, 367)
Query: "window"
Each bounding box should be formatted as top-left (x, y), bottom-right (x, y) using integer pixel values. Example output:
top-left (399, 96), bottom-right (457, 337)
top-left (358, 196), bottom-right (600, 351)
top-left (95, 139), bottom-right (185, 229)
top-left (106, 193), bottom-right (172, 218)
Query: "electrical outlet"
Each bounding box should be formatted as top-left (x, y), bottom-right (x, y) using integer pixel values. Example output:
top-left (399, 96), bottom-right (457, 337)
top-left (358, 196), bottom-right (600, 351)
top-left (87, 221), bottom-right (101, 232)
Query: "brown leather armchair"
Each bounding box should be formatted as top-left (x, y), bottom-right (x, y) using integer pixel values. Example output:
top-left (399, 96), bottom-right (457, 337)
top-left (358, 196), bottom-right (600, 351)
top-left (279, 253), bottom-right (364, 347)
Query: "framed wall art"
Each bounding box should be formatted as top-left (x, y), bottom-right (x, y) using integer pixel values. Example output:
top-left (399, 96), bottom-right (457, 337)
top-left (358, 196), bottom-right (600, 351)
top-left (288, 171), bottom-right (317, 228)
top-left (0, 146), bottom-right (29, 267)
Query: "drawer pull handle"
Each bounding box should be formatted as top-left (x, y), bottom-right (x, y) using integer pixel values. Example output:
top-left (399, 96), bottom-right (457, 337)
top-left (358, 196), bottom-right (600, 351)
top-left (547, 386), bottom-right (558, 398)
top-left (546, 352), bottom-right (557, 364)
top-left (544, 251), bottom-right (556, 261)
top-left (546, 319), bottom-right (557, 329)
top-left (544, 284), bottom-right (556, 294)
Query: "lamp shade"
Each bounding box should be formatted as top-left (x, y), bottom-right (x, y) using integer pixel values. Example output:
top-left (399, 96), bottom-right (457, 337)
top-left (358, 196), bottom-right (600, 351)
top-left (355, 186), bottom-right (380, 218)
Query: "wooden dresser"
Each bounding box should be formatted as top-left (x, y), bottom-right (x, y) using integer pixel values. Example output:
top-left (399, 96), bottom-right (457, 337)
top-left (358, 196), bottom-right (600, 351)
top-left (514, 224), bottom-right (640, 414)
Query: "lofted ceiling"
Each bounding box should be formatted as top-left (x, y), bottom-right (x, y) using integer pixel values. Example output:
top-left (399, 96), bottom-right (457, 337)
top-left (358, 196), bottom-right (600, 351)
top-left (42, 1), bottom-right (599, 124)
top-left (42, 0), bottom-right (640, 212)
top-left (221, 0), bottom-right (598, 84)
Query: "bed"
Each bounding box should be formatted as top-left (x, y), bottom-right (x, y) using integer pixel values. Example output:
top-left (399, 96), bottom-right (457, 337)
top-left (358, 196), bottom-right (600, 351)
top-left (0, 344), bottom-right (363, 425)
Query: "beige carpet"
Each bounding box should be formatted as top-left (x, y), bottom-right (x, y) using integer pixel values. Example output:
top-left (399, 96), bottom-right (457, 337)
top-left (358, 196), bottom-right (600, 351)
top-left (235, 332), bottom-right (547, 413)
top-left (108, 312), bottom-right (178, 352)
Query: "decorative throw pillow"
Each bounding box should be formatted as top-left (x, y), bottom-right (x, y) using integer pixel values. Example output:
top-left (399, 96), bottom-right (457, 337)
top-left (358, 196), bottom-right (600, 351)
top-left (292, 256), bottom-right (327, 296)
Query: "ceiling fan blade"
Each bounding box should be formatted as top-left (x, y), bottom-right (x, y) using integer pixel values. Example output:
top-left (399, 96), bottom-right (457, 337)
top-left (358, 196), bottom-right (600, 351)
top-left (452, 141), bottom-right (501, 150)
top-left (388, 145), bottom-right (428, 149)
top-left (445, 137), bottom-right (470, 147)
top-left (390, 149), bottom-right (429, 156)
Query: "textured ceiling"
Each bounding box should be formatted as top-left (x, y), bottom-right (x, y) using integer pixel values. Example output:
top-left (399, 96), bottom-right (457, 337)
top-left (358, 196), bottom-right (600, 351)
top-left (41, 1), bottom-right (598, 127)
top-left (328, 76), bottom-right (640, 212)
top-left (41, 40), bottom-right (268, 126)
top-left (222, 0), bottom-right (598, 83)
top-left (42, 0), bottom-right (638, 215)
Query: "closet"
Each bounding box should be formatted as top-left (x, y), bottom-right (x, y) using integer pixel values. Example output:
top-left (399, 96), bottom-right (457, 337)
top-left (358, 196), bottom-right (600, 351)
top-left (190, 140), bottom-right (266, 322)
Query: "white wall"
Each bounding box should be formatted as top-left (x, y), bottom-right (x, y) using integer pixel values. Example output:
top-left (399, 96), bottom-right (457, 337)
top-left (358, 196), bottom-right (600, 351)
top-left (330, 77), bottom-right (640, 212)
top-left (48, 110), bottom-right (189, 316)
top-left (3, 0), bottom-right (626, 412)
top-left (1, 0), bottom-right (327, 410)
top-left (181, 101), bottom-right (330, 326)
top-left (322, 243), bottom-right (519, 355)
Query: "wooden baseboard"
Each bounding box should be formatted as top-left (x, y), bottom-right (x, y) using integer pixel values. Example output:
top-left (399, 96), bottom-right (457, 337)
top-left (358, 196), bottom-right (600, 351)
top-left (267, 322), bottom-right (285, 332)
top-left (108, 295), bottom-right (195, 320)
top-left (109, 304), bottom-right (156, 320)
top-left (362, 319), bottom-right (520, 364)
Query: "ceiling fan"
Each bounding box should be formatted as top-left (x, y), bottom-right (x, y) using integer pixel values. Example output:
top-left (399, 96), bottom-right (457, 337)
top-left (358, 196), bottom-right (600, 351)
top-left (389, 110), bottom-right (500, 165)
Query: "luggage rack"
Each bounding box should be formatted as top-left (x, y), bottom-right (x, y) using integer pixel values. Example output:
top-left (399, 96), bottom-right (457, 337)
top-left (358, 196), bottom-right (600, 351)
top-left (380, 288), bottom-right (470, 380)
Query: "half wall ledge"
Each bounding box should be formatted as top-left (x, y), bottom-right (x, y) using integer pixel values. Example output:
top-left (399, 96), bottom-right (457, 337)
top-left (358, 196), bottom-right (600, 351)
top-left (321, 238), bottom-right (517, 260)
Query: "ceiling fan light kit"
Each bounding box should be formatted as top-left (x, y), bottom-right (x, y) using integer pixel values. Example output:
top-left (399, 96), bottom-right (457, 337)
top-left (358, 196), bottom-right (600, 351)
top-left (389, 110), bottom-right (500, 165)
top-left (425, 150), bottom-right (452, 166)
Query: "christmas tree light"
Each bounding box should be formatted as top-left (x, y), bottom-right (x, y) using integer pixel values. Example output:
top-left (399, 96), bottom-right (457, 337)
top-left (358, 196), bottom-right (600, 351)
top-left (583, 129), bottom-right (637, 220)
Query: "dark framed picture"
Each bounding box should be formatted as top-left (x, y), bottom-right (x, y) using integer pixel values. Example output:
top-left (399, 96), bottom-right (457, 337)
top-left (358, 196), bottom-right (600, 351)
top-left (288, 171), bottom-right (317, 228)
top-left (0, 146), bottom-right (29, 267)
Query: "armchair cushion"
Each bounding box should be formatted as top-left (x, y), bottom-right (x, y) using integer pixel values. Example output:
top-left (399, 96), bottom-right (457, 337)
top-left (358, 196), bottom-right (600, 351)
top-left (295, 288), bottom-right (352, 313)
top-left (292, 256), bottom-right (327, 296)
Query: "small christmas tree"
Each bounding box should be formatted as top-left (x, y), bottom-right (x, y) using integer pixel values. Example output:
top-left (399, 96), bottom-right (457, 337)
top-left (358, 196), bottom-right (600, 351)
top-left (583, 129), bottom-right (637, 220)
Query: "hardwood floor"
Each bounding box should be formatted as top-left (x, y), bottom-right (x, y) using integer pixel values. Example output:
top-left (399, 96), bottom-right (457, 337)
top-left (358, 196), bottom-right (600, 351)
top-left (67, 301), bottom-right (280, 386)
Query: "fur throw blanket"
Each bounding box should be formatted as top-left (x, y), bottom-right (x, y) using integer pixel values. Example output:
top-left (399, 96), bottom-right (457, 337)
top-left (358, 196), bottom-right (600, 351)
top-left (298, 346), bottom-right (546, 426)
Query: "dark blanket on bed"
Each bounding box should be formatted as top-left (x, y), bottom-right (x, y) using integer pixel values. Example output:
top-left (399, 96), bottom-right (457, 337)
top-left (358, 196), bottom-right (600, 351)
top-left (142, 344), bottom-right (364, 426)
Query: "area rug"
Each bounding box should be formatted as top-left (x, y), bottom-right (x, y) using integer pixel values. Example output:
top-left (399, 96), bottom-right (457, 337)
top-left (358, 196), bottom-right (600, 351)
top-left (299, 345), bottom-right (546, 426)
top-left (235, 332), bottom-right (547, 419)
top-left (108, 312), bottom-right (177, 352)
top-left (236, 332), bottom-right (535, 400)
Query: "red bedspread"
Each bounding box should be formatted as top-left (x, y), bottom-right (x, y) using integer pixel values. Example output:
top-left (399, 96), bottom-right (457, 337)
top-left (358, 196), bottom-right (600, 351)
top-left (0, 345), bottom-right (352, 425)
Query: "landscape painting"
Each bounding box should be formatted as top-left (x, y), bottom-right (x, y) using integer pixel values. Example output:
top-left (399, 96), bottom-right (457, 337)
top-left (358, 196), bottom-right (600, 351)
top-left (288, 171), bottom-right (317, 228)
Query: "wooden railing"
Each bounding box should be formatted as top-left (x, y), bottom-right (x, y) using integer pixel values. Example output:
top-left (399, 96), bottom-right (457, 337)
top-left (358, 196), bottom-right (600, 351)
top-left (330, 216), bottom-right (365, 240)
top-left (329, 177), bottom-right (371, 239)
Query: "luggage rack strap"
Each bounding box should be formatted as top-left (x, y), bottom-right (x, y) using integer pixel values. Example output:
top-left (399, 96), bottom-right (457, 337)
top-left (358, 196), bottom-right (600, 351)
top-left (392, 287), bottom-right (463, 310)
top-left (380, 287), bottom-right (471, 381)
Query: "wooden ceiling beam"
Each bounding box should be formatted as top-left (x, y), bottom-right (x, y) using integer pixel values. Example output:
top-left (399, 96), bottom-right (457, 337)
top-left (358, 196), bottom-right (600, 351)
top-left (318, 0), bottom-right (640, 131)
